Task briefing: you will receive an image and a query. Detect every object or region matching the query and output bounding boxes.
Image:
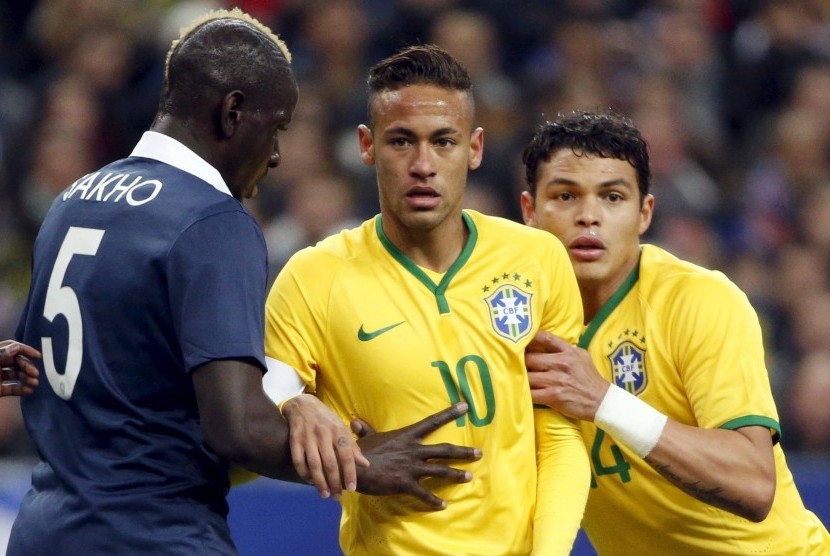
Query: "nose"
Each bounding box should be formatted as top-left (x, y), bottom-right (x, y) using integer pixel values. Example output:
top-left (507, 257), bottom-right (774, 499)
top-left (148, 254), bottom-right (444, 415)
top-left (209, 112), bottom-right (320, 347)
top-left (268, 150), bottom-right (281, 169)
top-left (576, 197), bottom-right (600, 228)
top-left (409, 143), bottom-right (436, 179)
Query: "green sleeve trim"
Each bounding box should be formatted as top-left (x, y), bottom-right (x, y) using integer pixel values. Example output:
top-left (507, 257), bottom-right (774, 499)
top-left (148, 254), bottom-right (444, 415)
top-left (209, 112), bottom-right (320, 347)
top-left (720, 415), bottom-right (781, 444)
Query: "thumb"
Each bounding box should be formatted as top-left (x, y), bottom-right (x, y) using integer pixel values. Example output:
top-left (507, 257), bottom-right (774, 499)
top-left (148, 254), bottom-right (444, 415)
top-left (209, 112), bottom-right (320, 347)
top-left (350, 418), bottom-right (375, 438)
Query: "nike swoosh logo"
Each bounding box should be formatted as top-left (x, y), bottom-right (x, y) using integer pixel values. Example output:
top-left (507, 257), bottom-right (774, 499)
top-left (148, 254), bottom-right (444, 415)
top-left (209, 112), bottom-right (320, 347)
top-left (358, 321), bottom-right (405, 341)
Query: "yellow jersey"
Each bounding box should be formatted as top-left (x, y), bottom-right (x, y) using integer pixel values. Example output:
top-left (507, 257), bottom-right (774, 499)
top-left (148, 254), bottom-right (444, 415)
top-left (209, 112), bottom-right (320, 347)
top-left (264, 210), bottom-right (589, 555)
top-left (579, 244), bottom-right (830, 555)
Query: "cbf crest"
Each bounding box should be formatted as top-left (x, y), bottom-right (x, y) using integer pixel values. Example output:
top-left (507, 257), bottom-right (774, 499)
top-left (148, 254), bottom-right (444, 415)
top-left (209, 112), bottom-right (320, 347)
top-left (484, 283), bottom-right (533, 343)
top-left (608, 341), bottom-right (647, 395)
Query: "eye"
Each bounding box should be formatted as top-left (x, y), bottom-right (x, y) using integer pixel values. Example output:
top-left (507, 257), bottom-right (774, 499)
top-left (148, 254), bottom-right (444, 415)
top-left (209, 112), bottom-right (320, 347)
top-left (606, 192), bottom-right (623, 202)
top-left (556, 191), bottom-right (575, 201)
top-left (435, 137), bottom-right (455, 147)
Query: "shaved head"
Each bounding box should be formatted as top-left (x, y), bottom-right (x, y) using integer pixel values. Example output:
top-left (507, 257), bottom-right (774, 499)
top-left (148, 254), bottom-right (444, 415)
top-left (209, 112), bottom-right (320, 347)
top-left (157, 8), bottom-right (295, 121)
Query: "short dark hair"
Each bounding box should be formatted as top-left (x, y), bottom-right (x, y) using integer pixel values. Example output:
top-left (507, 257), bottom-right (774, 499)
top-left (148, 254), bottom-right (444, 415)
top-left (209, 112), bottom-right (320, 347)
top-left (159, 11), bottom-right (294, 120)
top-left (522, 110), bottom-right (651, 201)
top-left (366, 44), bottom-right (473, 126)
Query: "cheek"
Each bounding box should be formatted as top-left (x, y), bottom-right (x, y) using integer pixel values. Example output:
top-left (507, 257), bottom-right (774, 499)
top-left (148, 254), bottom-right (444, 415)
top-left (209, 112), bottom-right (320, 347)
top-left (534, 205), bottom-right (569, 235)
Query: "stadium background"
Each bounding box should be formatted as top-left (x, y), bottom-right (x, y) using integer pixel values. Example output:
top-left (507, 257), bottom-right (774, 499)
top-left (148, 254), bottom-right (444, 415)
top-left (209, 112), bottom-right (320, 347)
top-left (1, 0), bottom-right (829, 553)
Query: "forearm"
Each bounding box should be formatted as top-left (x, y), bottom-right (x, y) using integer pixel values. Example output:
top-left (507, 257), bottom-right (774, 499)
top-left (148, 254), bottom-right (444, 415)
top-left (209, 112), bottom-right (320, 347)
top-left (224, 398), bottom-right (301, 482)
top-left (644, 421), bottom-right (775, 521)
top-left (193, 359), bottom-right (301, 483)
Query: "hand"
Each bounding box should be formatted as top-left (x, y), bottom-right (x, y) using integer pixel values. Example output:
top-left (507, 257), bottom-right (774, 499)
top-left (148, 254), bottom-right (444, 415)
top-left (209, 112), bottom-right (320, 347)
top-left (525, 330), bottom-right (609, 421)
top-left (351, 402), bottom-right (481, 510)
top-left (0, 340), bottom-right (41, 397)
top-left (281, 393), bottom-right (369, 500)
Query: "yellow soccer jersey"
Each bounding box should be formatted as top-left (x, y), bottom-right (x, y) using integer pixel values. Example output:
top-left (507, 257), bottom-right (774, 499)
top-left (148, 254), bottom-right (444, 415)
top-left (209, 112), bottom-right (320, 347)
top-left (579, 244), bottom-right (830, 555)
top-left (265, 210), bottom-right (589, 556)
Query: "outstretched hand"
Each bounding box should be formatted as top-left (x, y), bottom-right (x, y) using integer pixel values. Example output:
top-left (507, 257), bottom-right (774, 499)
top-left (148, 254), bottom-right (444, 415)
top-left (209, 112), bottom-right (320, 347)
top-left (0, 340), bottom-right (41, 397)
top-left (525, 330), bottom-right (608, 421)
top-left (281, 394), bottom-right (369, 500)
top-left (351, 402), bottom-right (481, 510)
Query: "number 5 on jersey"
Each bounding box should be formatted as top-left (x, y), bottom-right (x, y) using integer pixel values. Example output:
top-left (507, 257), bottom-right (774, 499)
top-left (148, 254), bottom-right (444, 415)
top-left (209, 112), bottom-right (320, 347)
top-left (42, 227), bottom-right (105, 400)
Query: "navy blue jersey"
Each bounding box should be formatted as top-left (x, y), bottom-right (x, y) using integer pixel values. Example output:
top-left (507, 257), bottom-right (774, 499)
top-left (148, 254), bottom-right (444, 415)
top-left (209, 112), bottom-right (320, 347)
top-left (9, 132), bottom-right (268, 555)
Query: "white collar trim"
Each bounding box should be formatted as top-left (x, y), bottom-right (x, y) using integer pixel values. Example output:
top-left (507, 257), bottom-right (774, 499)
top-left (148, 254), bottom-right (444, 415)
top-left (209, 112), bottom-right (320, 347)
top-left (130, 131), bottom-right (232, 197)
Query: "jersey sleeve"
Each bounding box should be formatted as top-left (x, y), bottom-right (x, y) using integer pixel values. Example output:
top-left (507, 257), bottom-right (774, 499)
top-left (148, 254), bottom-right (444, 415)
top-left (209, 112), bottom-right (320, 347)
top-left (532, 408), bottom-right (591, 555)
top-left (264, 247), bottom-right (333, 392)
top-left (167, 210), bottom-right (268, 373)
top-left (537, 235), bottom-right (584, 345)
top-left (668, 272), bottom-right (781, 439)
top-left (531, 233), bottom-right (589, 553)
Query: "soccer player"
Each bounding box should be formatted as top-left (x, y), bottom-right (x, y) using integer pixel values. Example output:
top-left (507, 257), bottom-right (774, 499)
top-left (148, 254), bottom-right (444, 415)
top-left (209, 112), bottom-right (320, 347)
top-left (521, 109), bottom-right (830, 554)
top-left (9, 11), bottom-right (477, 554)
top-left (263, 44), bottom-right (590, 555)
top-left (0, 340), bottom-right (40, 396)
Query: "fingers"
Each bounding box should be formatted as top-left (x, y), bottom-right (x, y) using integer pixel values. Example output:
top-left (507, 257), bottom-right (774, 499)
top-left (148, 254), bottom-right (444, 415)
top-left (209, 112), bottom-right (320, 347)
top-left (0, 341), bottom-right (40, 363)
top-left (0, 342), bottom-right (41, 398)
top-left (416, 443), bottom-right (482, 463)
top-left (406, 402), bottom-right (469, 440)
top-left (333, 435), bottom-right (366, 495)
top-left (403, 463), bottom-right (475, 509)
top-left (525, 351), bottom-right (550, 373)
top-left (525, 330), bottom-right (570, 354)
top-left (406, 485), bottom-right (448, 510)
top-left (15, 355), bottom-right (40, 382)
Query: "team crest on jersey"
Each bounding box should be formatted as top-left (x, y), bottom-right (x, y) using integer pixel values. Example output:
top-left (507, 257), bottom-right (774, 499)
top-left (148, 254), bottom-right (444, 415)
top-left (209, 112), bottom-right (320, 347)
top-left (608, 341), bottom-right (647, 395)
top-left (484, 283), bottom-right (533, 343)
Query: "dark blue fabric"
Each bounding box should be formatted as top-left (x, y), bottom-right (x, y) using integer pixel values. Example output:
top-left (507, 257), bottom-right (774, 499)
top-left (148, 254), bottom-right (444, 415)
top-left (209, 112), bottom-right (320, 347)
top-left (10, 156), bottom-right (267, 554)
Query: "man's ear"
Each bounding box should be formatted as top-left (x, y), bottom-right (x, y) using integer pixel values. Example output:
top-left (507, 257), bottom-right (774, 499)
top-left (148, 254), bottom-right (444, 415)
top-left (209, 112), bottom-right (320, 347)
top-left (520, 191), bottom-right (537, 226)
top-left (357, 124), bottom-right (375, 166)
top-left (220, 90), bottom-right (245, 138)
top-left (639, 193), bottom-right (655, 236)
top-left (468, 127), bottom-right (484, 170)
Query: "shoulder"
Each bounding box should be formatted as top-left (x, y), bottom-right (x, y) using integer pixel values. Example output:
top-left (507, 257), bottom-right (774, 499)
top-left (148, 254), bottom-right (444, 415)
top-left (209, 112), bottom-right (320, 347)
top-left (466, 210), bottom-right (567, 254)
top-left (639, 244), bottom-right (750, 311)
top-left (281, 217), bottom-right (375, 274)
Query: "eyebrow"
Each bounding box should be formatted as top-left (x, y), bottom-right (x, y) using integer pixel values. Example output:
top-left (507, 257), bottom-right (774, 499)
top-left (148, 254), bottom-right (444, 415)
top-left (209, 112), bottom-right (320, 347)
top-left (545, 177), bottom-right (633, 189)
top-left (382, 126), bottom-right (460, 140)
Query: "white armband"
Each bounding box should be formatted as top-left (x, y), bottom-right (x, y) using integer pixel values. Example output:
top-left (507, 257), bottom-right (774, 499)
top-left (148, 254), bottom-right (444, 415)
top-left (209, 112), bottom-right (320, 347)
top-left (263, 357), bottom-right (306, 410)
top-left (594, 384), bottom-right (668, 458)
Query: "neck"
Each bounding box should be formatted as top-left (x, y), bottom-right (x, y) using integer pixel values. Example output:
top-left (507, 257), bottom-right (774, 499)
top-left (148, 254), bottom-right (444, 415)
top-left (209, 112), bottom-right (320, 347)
top-left (382, 213), bottom-right (468, 273)
top-left (580, 251), bottom-right (641, 324)
top-left (151, 117), bottom-right (212, 164)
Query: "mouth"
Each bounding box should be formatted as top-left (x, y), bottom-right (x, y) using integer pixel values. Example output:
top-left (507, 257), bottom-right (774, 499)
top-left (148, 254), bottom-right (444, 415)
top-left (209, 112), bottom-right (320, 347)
top-left (569, 235), bottom-right (605, 262)
top-left (406, 186), bottom-right (440, 209)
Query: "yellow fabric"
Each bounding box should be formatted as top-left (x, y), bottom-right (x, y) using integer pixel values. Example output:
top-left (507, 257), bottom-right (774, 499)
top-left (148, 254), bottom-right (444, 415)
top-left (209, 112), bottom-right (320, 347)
top-left (579, 244), bottom-right (830, 555)
top-left (265, 211), bottom-right (588, 555)
top-left (229, 465), bottom-right (260, 487)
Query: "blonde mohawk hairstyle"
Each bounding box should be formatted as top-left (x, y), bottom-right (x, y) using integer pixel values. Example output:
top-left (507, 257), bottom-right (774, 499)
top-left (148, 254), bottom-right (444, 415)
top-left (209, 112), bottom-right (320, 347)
top-left (163, 7), bottom-right (291, 83)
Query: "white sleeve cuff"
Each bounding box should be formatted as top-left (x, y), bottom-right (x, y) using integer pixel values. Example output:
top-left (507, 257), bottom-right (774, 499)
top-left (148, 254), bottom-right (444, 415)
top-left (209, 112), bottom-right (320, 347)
top-left (263, 356), bottom-right (306, 405)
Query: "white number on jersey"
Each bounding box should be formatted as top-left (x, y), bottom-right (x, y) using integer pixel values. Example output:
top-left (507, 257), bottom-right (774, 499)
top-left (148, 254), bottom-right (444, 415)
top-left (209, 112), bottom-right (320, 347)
top-left (41, 227), bottom-right (105, 400)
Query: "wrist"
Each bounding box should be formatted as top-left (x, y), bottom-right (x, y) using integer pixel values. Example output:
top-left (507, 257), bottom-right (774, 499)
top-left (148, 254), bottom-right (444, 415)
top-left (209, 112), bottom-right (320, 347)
top-left (277, 392), bottom-right (304, 416)
top-left (593, 384), bottom-right (668, 458)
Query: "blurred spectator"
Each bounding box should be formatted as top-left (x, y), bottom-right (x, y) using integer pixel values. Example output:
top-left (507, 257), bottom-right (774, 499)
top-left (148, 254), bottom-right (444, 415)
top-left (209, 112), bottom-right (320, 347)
top-left (738, 107), bottom-right (830, 255)
top-left (786, 350), bottom-right (830, 452)
top-left (429, 8), bottom-right (525, 216)
top-left (263, 173), bottom-right (361, 279)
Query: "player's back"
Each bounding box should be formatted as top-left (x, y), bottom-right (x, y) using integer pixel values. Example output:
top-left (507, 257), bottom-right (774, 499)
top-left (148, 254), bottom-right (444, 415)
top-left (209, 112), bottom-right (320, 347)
top-left (9, 151), bottom-right (256, 554)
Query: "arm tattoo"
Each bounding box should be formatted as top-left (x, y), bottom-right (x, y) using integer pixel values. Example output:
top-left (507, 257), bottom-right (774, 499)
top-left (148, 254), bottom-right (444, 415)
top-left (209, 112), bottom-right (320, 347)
top-left (652, 463), bottom-right (745, 514)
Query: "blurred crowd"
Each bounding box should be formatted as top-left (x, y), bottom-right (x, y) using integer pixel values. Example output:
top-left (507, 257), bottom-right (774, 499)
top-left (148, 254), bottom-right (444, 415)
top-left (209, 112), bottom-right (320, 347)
top-left (1, 0), bottom-right (829, 458)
